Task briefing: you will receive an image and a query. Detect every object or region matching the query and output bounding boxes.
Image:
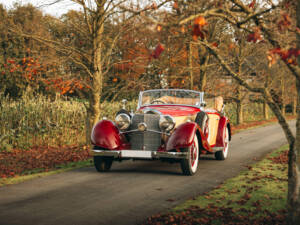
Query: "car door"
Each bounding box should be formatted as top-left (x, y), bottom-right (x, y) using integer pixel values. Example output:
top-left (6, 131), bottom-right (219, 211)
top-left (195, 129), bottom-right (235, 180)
top-left (207, 113), bottom-right (220, 146)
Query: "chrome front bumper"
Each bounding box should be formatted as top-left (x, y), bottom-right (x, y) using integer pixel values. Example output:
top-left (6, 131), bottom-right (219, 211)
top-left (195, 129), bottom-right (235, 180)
top-left (92, 149), bottom-right (188, 159)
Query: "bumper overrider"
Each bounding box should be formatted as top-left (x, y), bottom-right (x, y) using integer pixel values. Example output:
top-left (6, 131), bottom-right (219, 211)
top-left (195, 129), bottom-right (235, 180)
top-left (92, 148), bottom-right (189, 159)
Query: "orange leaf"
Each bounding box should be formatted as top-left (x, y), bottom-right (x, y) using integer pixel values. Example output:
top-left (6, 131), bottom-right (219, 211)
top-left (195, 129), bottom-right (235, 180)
top-left (194, 16), bottom-right (207, 27)
top-left (157, 24), bottom-right (162, 32)
top-left (180, 26), bottom-right (185, 33)
top-left (173, 1), bottom-right (178, 9)
top-left (211, 42), bottom-right (218, 48)
top-left (228, 43), bottom-right (235, 50)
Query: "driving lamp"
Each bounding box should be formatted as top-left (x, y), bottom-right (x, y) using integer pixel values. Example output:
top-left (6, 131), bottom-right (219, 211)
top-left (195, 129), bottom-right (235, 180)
top-left (115, 113), bottom-right (131, 130)
top-left (159, 115), bottom-right (175, 132)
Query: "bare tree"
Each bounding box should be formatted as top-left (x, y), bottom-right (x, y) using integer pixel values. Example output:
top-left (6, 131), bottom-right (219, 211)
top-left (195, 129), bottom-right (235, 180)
top-left (9, 0), bottom-right (171, 143)
top-left (155, 0), bottom-right (299, 223)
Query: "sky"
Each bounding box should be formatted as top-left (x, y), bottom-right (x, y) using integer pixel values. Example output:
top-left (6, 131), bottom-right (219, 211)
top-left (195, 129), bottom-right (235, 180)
top-left (0, 0), bottom-right (82, 17)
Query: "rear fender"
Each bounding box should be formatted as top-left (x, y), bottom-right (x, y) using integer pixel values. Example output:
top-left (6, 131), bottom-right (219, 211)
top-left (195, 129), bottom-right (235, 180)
top-left (91, 120), bottom-right (130, 150)
top-left (215, 117), bottom-right (231, 147)
top-left (166, 122), bottom-right (211, 152)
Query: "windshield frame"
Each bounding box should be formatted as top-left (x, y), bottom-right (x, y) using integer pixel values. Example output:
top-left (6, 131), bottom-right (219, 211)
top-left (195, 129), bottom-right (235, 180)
top-left (137, 89), bottom-right (205, 109)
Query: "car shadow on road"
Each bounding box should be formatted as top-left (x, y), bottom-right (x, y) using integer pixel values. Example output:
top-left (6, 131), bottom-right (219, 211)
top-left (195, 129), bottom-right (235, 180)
top-left (73, 161), bottom-right (186, 176)
top-left (74, 156), bottom-right (216, 176)
top-left (199, 155), bottom-right (216, 160)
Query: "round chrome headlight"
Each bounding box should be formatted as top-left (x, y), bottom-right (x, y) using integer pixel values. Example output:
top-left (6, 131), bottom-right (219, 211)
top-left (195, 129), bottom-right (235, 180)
top-left (159, 115), bottom-right (175, 132)
top-left (115, 113), bottom-right (131, 130)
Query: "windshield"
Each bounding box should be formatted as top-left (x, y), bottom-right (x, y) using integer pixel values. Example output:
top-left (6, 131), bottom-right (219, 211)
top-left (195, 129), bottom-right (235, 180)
top-left (138, 89), bottom-right (204, 108)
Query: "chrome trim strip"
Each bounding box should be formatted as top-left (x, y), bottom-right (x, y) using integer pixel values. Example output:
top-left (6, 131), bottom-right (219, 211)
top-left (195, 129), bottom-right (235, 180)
top-left (120, 129), bottom-right (170, 136)
top-left (92, 149), bottom-right (188, 159)
top-left (212, 147), bottom-right (223, 152)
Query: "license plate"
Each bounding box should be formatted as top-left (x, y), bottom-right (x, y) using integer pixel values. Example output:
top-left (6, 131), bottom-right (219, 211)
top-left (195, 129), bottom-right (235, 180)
top-left (121, 150), bottom-right (152, 158)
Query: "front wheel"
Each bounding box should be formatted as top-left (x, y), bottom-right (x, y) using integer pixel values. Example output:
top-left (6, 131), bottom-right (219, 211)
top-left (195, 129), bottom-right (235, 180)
top-left (180, 135), bottom-right (199, 176)
top-left (94, 156), bottom-right (113, 172)
top-left (215, 126), bottom-right (229, 160)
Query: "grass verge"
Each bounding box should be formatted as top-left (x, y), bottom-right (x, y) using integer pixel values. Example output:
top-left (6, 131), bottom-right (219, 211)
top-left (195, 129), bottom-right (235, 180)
top-left (143, 145), bottom-right (289, 225)
top-left (0, 159), bottom-right (93, 187)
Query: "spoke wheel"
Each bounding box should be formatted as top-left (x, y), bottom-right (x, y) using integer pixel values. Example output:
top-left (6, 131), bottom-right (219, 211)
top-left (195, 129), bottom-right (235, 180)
top-left (180, 135), bottom-right (199, 176)
top-left (94, 156), bottom-right (113, 172)
top-left (215, 126), bottom-right (229, 160)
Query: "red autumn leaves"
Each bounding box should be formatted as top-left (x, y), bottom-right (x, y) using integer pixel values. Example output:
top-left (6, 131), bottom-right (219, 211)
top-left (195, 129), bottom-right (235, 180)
top-left (247, 28), bottom-right (262, 43)
top-left (3, 57), bottom-right (43, 81)
top-left (267, 47), bottom-right (300, 67)
top-left (150, 16), bottom-right (208, 60)
top-left (43, 78), bottom-right (90, 95)
top-left (151, 43), bottom-right (165, 59)
top-left (0, 145), bottom-right (91, 178)
top-left (145, 11), bottom-right (299, 70)
top-left (1, 57), bottom-right (90, 95)
top-left (278, 13), bottom-right (292, 31)
top-left (192, 16), bottom-right (208, 41)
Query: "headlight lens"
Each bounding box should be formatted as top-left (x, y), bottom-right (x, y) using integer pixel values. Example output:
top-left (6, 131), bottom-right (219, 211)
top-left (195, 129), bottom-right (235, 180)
top-left (115, 113), bottom-right (131, 130)
top-left (159, 115), bottom-right (175, 132)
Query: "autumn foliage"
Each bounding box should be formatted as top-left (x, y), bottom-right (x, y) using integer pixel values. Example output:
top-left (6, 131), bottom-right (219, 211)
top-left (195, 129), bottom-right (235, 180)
top-left (151, 43), bottom-right (165, 59)
top-left (192, 16), bottom-right (207, 40)
top-left (0, 145), bottom-right (90, 178)
top-left (143, 206), bottom-right (286, 225)
top-left (43, 78), bottom-right (91, 95)
top-left (268, 48), bottom-right (300, 66)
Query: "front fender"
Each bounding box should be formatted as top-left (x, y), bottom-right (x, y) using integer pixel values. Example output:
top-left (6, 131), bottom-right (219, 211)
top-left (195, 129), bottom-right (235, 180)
top-left (166, 122), bottom-right (211, 151)
top-left (91, 120), bottom-right (129, 150)
top-left (215, 117), bottom-right (231, 147)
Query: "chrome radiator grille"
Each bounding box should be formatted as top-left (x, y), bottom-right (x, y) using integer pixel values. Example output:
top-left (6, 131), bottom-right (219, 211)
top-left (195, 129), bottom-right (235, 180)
top-left (129, 114), bottom-right (161, 151)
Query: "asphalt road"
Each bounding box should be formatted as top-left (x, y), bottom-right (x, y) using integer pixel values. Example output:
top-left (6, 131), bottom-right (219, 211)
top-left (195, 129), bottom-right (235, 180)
top-left (0, 121), bottom-right (295, 225)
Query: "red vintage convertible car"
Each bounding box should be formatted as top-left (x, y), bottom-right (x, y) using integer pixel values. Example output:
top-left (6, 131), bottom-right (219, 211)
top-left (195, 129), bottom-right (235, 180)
top-left (91, 89), bottom-right (231, 175)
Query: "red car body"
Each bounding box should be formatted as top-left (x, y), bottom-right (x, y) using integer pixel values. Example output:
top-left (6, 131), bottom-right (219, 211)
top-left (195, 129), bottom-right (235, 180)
top-left (91, 89), bottom-right (231, 175)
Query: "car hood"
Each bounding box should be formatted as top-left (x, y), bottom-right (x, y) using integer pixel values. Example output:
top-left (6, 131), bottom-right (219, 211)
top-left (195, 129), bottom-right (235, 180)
top-left (139, 105), bottom-right (201, 117)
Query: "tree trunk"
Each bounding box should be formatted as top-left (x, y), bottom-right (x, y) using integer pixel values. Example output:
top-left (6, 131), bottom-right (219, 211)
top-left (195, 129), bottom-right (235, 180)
top-left (287, 78), bottom-right (300, 225)
top-left (287, 1), bottom-right (300, 222)
top-left (281, 76), bottom-right (286, 116)
top-left (187, 41), bottom-right (193, 89)
top-left (199, 54), bottom-right (209, 92)
top-left (263, 101), bottom-right (269, 120)
top-left (85, 7), bottom-right (105, 145)
top-left (236, 101), bottom-right (243, 125)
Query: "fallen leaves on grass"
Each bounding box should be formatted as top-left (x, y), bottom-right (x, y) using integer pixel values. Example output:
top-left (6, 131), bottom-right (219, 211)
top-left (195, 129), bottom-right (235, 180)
top-left (268, 150), bottom-right (288, 164)
top-left (142, 205), bottom-right (286, 225)
top-left (0, 145), bottom-right (90, 178)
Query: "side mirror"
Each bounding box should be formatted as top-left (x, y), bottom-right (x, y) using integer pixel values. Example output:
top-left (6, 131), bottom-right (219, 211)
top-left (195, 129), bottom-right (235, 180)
top-left (122, 99), bottom-right (128, 110)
